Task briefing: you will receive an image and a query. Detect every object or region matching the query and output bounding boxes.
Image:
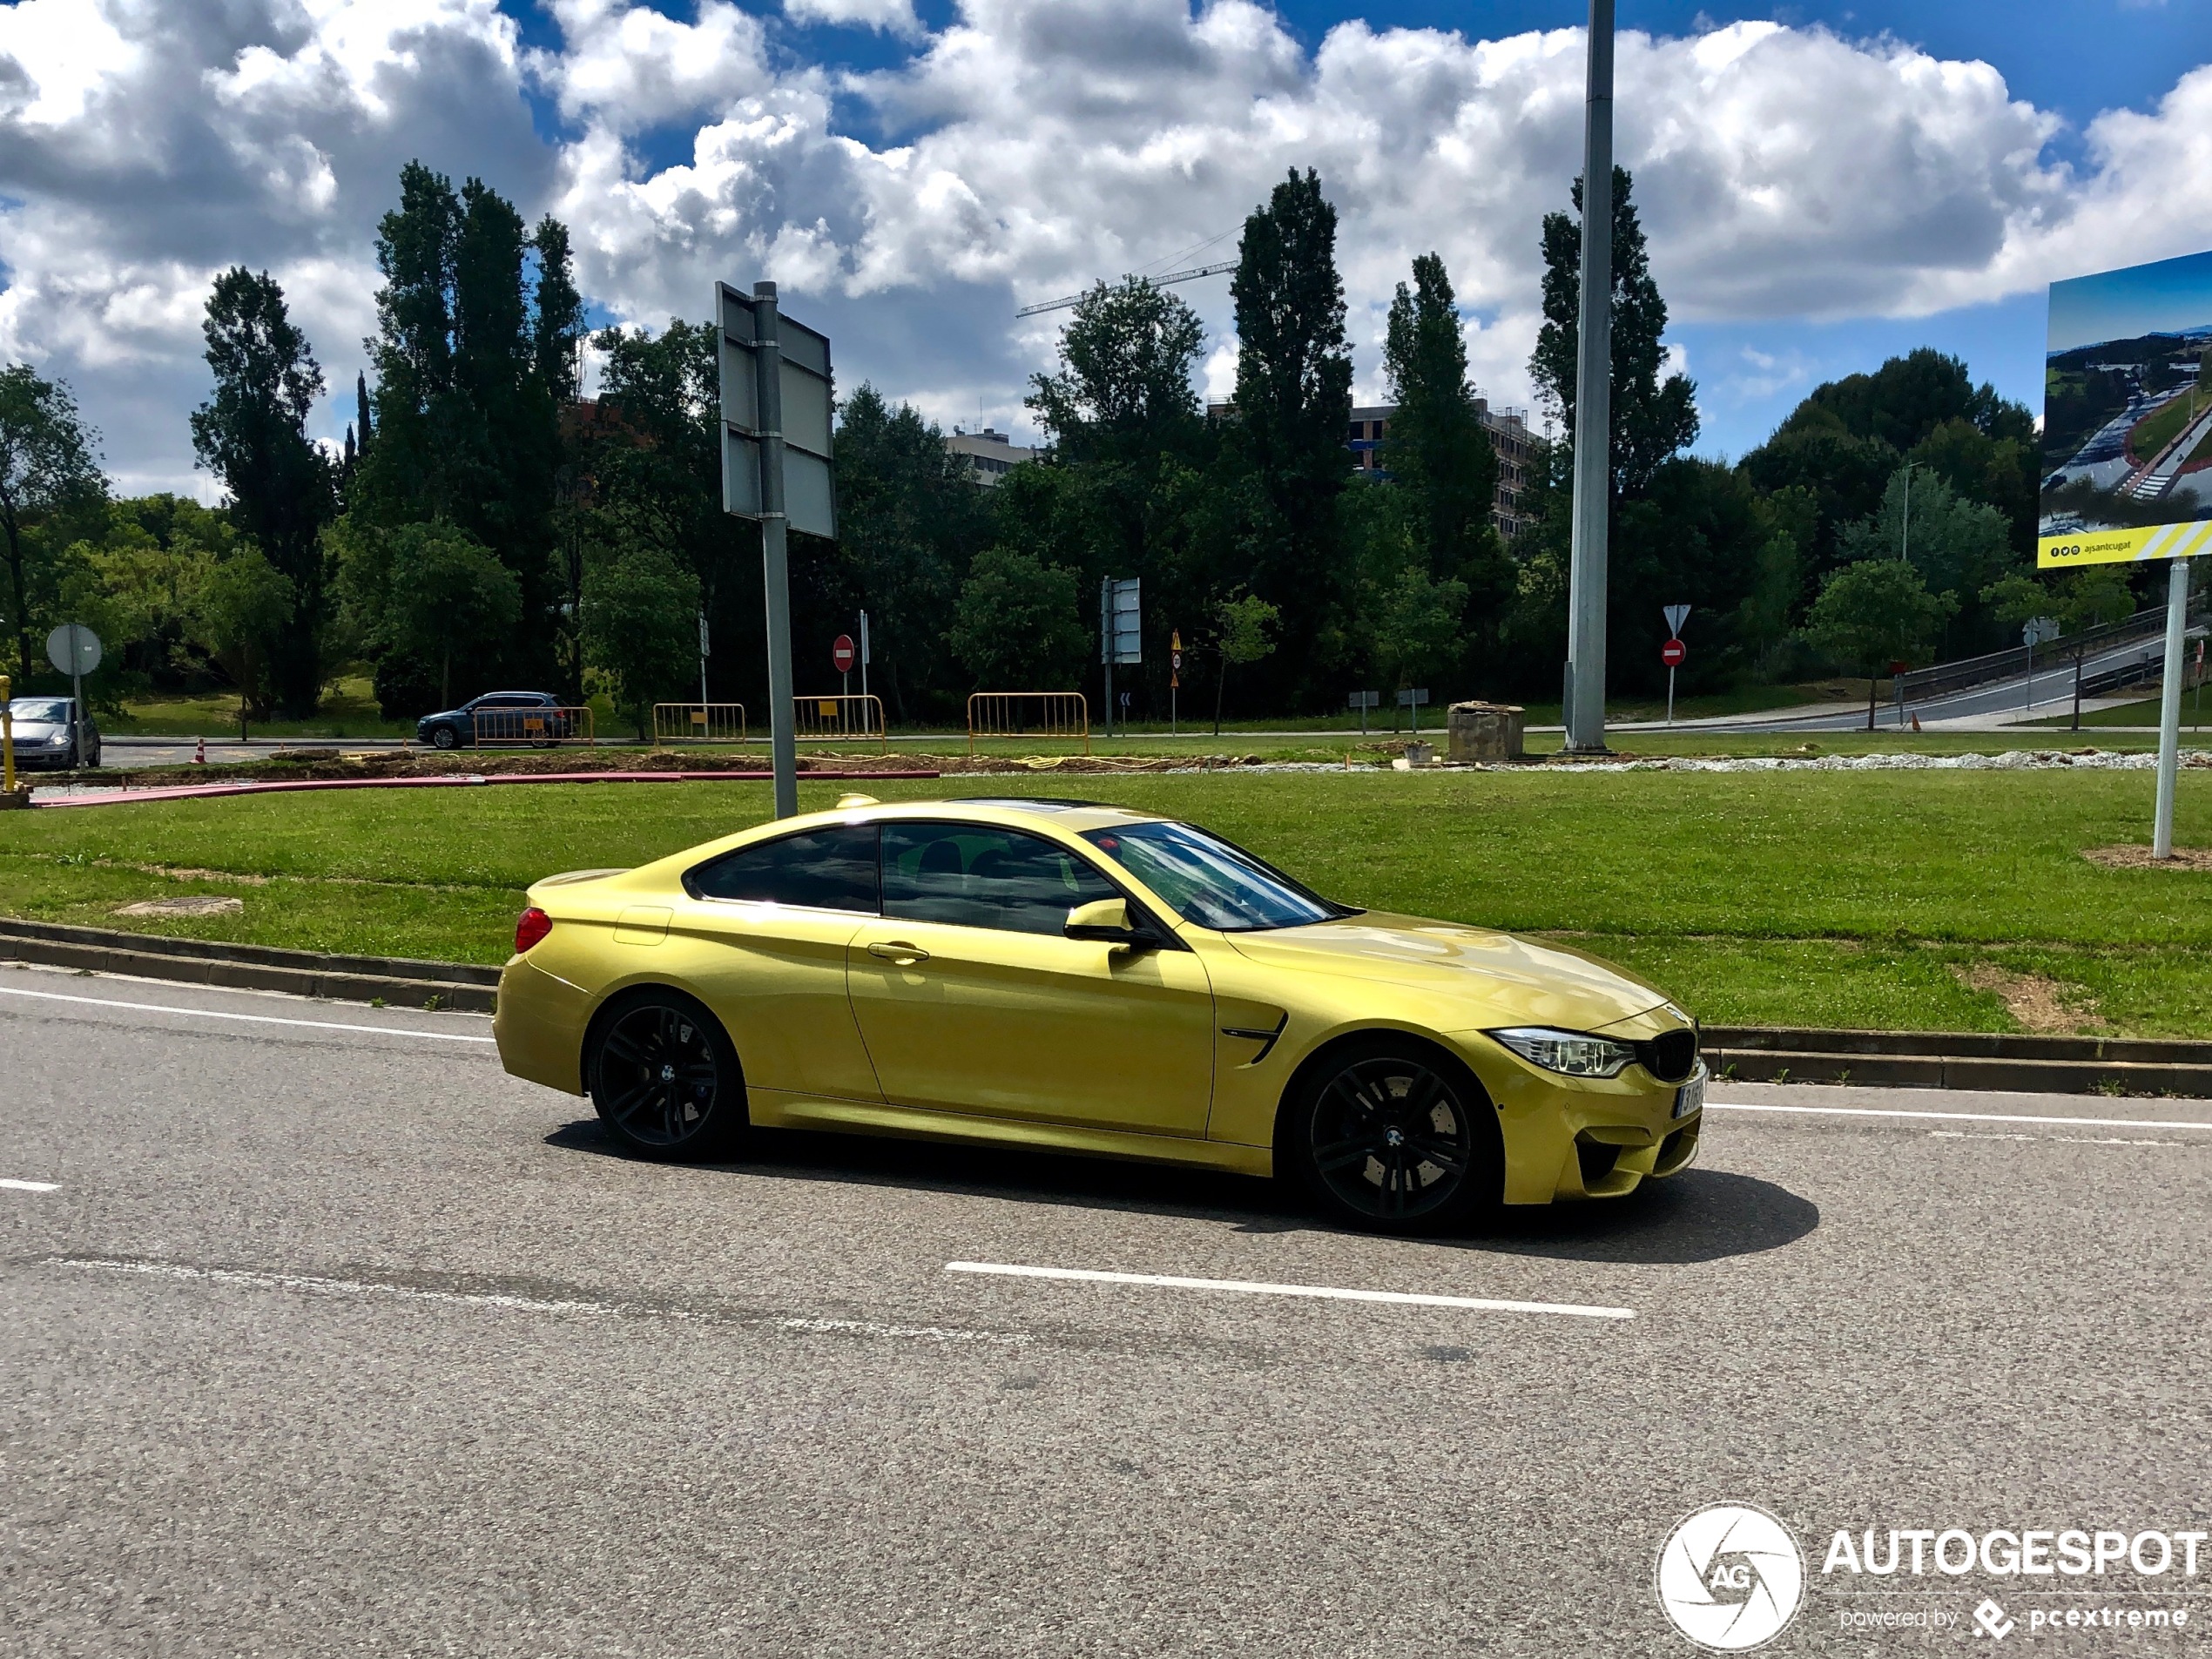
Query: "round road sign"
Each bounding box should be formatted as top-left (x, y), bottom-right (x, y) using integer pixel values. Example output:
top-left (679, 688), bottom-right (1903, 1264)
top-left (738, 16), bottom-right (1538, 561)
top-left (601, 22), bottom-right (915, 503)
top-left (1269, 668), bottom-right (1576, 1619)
top-left (832, 634), bottom-right (856, 674)
top-left (1660, 637), bottom-right (1686, 669)
top-left (47, 623), bottom-right (102, 678)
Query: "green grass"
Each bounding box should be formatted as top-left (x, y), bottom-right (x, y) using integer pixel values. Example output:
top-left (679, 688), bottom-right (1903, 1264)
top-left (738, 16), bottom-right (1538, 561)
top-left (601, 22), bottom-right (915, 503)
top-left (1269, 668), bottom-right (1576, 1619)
top-left (108, 676), bottom-right (411, 738)
top-left (4, 766), bottom-right (2209, 1035)
top-left (2027, 691), bottom-right (2211, 730)
top-left (2129, 390), bottom-right (2202, 463)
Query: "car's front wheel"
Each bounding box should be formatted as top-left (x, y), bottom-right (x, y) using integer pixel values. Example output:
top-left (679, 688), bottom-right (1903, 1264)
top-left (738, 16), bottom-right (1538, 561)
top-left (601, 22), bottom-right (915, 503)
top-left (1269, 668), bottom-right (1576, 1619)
top-left (586, 988), bottom-right (745, 1160)
top-left (1284, 1040), bottom-right (1501, 1233)
top-left (430, 725), bottom-right (459, 751)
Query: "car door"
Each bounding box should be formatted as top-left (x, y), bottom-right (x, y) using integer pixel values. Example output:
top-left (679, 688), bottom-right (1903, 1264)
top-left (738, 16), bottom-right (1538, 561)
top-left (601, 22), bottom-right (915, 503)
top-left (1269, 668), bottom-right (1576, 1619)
top-left (675, 822), bottom-right (886, 1105)
top-left (846, 820), bottom-right (1215, 1136)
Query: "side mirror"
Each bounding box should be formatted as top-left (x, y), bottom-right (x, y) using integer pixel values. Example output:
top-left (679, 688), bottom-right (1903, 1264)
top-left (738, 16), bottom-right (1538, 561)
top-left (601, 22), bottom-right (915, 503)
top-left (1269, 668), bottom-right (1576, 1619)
top-left (1065, 898), bottom-right (1143, 945)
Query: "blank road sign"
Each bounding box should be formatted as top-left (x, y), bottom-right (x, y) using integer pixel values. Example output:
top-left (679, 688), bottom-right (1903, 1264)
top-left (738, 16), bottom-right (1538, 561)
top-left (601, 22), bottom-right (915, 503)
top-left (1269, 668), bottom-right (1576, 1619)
top-left (718, 283), bottom-right (835, 539)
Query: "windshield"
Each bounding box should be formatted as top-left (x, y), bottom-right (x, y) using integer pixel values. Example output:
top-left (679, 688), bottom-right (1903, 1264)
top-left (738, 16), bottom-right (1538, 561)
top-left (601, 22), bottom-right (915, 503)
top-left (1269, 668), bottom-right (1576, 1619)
top-left (1081, 819), bottom-right (1351, 933)
top-left (7, 699), bottom-right (71, 723)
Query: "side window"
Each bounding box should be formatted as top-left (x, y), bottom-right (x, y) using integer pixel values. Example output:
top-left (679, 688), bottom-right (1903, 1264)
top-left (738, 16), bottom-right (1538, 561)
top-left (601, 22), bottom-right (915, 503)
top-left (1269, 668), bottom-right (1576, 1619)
top-left (881, 822), bottom-right (1120, 936)
top-left (686, 824), bottom-right (880, 913)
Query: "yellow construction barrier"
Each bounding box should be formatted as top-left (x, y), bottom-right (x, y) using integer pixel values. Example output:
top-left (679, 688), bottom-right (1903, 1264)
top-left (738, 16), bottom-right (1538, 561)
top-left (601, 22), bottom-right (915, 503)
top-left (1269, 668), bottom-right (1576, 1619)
top-left (652, 703), bottom-right (749, 745)
top-left (967, 691), bottom-right (1090, 755)
top-left (471, 705), bottom-right (595, 746)
top-left (794, 693), bottom-right (887, 751)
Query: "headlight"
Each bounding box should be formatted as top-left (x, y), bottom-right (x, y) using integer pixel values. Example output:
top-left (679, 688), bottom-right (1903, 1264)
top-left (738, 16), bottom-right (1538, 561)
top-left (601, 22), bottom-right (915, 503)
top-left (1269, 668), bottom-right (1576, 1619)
top-left (1487, 1027), bottom-right (1637, 1078)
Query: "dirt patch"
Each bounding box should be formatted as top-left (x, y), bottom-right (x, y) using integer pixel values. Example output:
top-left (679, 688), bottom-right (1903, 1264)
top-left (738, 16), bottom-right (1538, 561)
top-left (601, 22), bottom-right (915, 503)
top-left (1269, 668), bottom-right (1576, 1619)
top-left (2081, 844), bottom-right (2212, 872)
top-left (1950, 963), bottom-right (2107, 1033)
top-left (114, 895), bottom-right (244, 917)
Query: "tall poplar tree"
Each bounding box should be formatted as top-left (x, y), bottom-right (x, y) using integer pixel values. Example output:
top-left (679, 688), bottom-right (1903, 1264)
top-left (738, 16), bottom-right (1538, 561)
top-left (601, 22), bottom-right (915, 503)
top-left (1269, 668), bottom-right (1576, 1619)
top-left (1228, 167), bottom-right (1354, 707)
top-left (1382, 253), bottom-right (1506, 631)
top-left (1530, 165), bottom-right (1698, 497)
top-left (191, 268), bottom-right (336, 715)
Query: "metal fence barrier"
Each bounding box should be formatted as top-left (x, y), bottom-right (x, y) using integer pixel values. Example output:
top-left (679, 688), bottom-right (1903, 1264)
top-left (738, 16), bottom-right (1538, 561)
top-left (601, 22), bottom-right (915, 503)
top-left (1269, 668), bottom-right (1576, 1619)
top-left (652, 703), bottom-right (749, 745)
top-left (967, 691), bottom-right (1090, 755)
top-left (793, 693), bottom-right (887, 750)
top-left (471, 705), bottom-right (595, 746)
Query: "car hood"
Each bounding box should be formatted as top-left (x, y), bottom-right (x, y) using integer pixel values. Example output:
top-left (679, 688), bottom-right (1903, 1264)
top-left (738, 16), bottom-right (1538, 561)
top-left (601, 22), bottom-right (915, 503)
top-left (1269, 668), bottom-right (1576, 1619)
top-left (10, 721), bottom-right (67, 735)
top-left (1220, 911), bottom-right (1672, 1031)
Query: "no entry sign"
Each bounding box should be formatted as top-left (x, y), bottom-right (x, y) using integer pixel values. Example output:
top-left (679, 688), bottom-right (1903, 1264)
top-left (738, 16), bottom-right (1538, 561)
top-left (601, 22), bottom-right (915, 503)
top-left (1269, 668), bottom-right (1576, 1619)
top-left (832, 634), bottom-right (856, 673)
top-left (1661, 637), bottom-right (1687, 668)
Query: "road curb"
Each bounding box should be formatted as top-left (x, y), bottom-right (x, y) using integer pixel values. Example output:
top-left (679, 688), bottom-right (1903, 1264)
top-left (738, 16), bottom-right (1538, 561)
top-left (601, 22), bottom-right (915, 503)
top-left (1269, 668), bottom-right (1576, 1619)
top-left (1703, 1026), bottom-right (2212, 1099)
top-left (0, 919), bottom-right (498, 1014)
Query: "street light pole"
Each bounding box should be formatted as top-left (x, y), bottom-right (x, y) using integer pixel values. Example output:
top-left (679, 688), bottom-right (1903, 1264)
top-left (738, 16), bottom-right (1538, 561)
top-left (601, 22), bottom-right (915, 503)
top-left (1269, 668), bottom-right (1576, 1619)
top-left (1564, 0), bottom-right (1615, 754)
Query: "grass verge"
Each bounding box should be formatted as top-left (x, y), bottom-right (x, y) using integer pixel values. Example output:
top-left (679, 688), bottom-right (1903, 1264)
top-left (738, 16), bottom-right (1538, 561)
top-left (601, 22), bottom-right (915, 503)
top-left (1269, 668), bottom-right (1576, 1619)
top-left (3, 767), bottom-right (2206, 1035)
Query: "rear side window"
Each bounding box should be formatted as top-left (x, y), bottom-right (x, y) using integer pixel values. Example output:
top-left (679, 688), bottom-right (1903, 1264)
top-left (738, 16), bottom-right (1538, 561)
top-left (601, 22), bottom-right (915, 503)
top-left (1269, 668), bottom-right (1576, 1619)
top-left (685, 824), bottom-right (880, 913)
top-left (881, 821), bottom-right (1119, 935)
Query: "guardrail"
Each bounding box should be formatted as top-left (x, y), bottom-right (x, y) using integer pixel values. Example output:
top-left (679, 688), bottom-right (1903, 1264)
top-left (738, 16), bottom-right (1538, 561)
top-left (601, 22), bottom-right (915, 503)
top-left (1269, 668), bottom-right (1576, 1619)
top-left (652, 703), bottom-right (748, 745)
top-left (793, 694), bottom-right (887, 750)
top-left (1897, 601), bottom-right (2202, 706)
top-left (967, 691), bottom-right (1090, 754)
top-left (471, 705), bottom-right (594, 746)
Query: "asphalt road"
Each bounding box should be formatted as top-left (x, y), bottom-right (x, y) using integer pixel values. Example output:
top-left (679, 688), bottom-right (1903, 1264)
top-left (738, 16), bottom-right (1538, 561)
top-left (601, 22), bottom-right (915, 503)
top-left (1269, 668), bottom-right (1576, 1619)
top-left (3, 966), bottom-right (2208, 1656)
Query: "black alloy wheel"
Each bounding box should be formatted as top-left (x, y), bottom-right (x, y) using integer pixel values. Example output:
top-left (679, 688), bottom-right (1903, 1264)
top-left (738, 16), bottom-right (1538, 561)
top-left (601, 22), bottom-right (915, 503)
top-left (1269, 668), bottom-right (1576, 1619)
top-left (1291, 1044), bottom-right (1498, 1231)
top-left (589, 992), bottom-right (744, 1159)
top-left (431, 725), bottom-right (460, 751)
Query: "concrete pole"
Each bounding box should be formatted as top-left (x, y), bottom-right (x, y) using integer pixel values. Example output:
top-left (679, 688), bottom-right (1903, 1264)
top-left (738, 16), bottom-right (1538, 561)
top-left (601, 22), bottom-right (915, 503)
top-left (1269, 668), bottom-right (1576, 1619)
top-left (1564, 0), bottom-right (1615, 754)
top-left (2152, 556), bottom-right (2190, 859)
top-left (753, 282), bottom-right (799, 819)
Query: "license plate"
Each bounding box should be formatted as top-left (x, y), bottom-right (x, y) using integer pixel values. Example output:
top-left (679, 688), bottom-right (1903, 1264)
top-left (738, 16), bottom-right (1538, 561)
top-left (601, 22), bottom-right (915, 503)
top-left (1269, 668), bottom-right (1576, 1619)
top-left (523, 718), bottom-right (543, 732)
top-left (1673, 1069), bottom-right (1705, 1120)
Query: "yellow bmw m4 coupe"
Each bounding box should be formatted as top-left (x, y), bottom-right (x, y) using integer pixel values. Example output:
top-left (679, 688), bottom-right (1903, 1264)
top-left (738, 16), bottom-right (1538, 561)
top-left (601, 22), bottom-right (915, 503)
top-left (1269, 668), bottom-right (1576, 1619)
top-left (494, 796), bottom-right (1704, 1233)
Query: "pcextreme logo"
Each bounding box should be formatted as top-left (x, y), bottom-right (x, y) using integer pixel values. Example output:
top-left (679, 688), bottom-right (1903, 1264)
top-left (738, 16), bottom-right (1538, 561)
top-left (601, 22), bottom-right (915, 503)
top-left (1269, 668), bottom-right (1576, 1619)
top-left (1656, 1503), bottom-right (1807, 1651)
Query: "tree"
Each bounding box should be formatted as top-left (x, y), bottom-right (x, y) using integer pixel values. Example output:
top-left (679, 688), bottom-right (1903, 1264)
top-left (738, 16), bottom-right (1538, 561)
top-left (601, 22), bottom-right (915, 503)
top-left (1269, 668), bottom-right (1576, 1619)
top-left (351, 162), bottom-right (577, 684)
top-left (1530, 166), bottom-right (1698, 496)
top-left (190, 268), bottom-right (336, 717)
top-left (1371, 565), bottom-right (1467, 721)
top-left (582, 547), bottom-right (702, 740)
top-left (831, 385), bottom-right (987, 722)
top-left (1835, 465), bottom-right (2014, 655)
top-left (337, 519), bottom-right (521, 710)
top-left (1027, 278), bottom-right (1204, 468)
top-left (1228, 169), bottom-right (1354, 705)
top-left (1981, 565), bottom-right (2136, 730)
top-left (192, 549), bottom-right (295, 730)
top-left (0, 363), bottom-right (106, 684)
top-left (948, 546), bottom-right (1088, 691)
top-left (1382, 253), bottom-right (1506, 632)
top-left (1211, 590), bottom-right (1279, 735)
top-left (1804, 559), bottom-right (1958, 730)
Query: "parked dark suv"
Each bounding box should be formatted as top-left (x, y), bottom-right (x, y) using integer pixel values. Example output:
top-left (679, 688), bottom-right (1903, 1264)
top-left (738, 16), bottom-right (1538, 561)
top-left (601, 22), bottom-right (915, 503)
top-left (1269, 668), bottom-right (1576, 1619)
top-left (415, 691), bottom-right (571, 750)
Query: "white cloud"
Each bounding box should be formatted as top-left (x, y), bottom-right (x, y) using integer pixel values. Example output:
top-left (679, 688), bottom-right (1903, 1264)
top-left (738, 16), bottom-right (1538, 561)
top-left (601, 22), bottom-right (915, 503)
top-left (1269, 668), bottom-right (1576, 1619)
top-left (2, 0), bottom-right (2210, 492)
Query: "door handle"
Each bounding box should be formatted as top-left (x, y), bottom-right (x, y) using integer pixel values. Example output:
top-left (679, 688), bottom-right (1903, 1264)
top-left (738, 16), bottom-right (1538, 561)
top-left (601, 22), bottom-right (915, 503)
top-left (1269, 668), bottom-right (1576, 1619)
top-left (867, 941), bottom-right (930, 965)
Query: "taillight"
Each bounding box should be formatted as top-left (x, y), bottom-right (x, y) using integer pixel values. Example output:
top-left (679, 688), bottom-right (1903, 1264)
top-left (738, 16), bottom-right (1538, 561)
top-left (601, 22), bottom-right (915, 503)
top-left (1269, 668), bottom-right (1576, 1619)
top-left (515, 907), bottom-right (552, 953)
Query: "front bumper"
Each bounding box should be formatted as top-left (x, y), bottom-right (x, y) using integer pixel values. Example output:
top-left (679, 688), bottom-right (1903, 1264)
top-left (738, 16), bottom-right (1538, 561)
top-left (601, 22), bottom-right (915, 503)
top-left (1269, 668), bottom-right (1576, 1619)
top-left (1451, 1031), bottom-right (1704, 1204)
top-left (10, 745), bottom-right (84, 771)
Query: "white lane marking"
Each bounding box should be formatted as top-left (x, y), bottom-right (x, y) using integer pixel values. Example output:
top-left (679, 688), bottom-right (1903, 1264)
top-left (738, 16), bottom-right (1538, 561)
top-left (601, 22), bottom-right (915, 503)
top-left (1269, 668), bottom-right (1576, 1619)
top-left (946, 1260), bottom-right (1634, 1321)
top-left (2, 1178), bottom-right (59, 1192)
top-left (0, 984), bottom-right (495, 1043)
top-left (1704, 1100), bottom-right (2212, 1133)
top-left (55, 1258), bottom-right (1025, 1345)
top-left (1930, 1130), bottom-right (2185, 1148)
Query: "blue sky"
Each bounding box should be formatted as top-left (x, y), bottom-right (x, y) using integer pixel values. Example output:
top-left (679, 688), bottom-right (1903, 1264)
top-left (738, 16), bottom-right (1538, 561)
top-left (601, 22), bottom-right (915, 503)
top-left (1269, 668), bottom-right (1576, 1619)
top-left (2048, 248), bottom-right (2212, 354)
top-left (486, 0), bottom-right (2212, 455)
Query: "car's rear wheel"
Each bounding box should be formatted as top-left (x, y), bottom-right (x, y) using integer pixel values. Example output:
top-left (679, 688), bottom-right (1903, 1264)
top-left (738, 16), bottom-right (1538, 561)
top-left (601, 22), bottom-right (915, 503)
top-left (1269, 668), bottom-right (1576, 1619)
top-left (587, 989), bottom-right (745, 1160)
top-left (431, 725), bottom-right (459, 751)
top-left (1284, 1040), bottom-right (1500, 1233)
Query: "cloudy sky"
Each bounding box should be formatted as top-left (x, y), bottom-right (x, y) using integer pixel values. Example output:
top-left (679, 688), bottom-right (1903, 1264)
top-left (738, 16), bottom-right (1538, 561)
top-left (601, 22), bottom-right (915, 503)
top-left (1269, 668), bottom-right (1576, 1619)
top-left (3, 0), bottom-right (2209, 498)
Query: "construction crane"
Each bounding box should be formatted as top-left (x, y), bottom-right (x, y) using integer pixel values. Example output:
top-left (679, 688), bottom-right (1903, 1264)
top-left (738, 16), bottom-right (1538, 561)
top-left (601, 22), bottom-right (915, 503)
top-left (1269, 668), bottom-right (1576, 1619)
top-left (1015, 259), bottom-right (1238, 319)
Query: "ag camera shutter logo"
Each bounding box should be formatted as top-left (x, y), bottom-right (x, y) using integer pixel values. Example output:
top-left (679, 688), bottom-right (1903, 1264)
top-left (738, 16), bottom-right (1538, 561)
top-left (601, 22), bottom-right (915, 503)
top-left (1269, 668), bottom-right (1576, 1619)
top-left (1656, 1503), bottom-right (1806, 1650)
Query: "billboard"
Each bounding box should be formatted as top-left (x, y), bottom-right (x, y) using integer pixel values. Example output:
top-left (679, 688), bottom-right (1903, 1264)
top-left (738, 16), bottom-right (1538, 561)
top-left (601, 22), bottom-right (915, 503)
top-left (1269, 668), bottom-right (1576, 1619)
top-left (2040, 248), bottom-right (2212, 568)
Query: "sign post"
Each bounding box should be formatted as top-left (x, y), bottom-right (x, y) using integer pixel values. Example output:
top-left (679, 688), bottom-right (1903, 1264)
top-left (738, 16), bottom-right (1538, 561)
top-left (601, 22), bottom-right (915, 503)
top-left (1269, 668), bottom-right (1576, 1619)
top-left (858, 610), bottom-right (871, 706)
top-left (1661, 604), bottom-right (1690, 725)
top-left (833, 633), bottom-right (856, 698)
top-left (1, 673), bottom-right (16, 799)
top-left (718, 280), bottom-right (835, 818)
top-left (1396, 686), bottom-right (1430, 735)
top-left (1100, 577), bottom-right (1140, 740)
top-left (1170, 630), bottom-right (1182, 733)
top-left (46, 624), bottom-right (101, 760)
top-left (1348, 689), bottom-right (1379, 737)
top-left (2037, 252), bottom-right (2212, 859)
top-left (698, 610), bottom-right (710, 712)
top-left (1563, 0), bottom-right (1617, 755)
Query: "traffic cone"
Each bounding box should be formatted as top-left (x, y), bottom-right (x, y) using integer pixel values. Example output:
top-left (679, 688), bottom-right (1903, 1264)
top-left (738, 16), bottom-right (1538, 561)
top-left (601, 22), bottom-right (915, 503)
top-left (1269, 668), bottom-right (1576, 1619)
top-left (193, 736), bottom-right (206, 765)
